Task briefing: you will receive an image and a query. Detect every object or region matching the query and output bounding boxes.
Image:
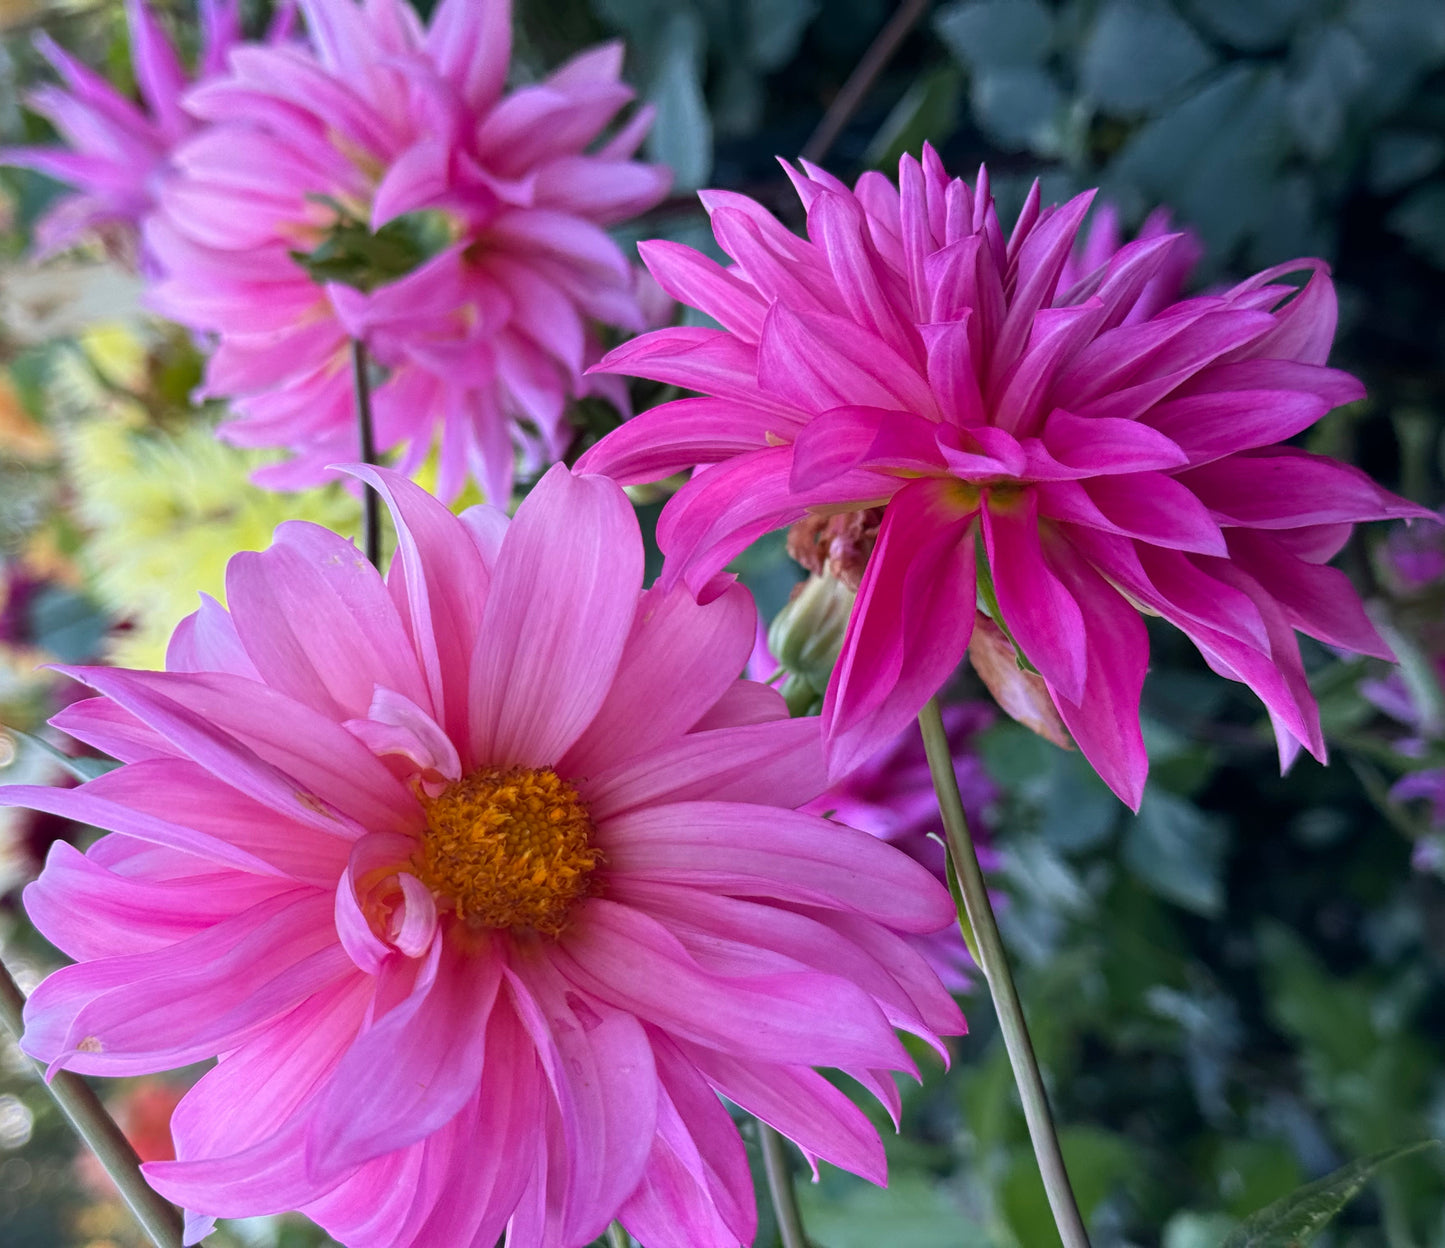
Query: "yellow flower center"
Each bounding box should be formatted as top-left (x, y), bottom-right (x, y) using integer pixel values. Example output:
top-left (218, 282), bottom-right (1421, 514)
top-left (414, 766), bottom-right (600, 936)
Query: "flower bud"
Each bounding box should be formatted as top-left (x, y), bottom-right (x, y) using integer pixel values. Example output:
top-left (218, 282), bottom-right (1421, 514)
top-left (768, 571), bottom-right (855, 702)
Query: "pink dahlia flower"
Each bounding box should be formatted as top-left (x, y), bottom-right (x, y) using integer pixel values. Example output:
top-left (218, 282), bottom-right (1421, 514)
top-left (1, 0), bottom-right (255, 267)
top-left (580, 147), bottom-right (1432, 806)
top-left (3, 465), bottom-right (963, 1247)
top-left (147, 0), bottom-right (671, 504)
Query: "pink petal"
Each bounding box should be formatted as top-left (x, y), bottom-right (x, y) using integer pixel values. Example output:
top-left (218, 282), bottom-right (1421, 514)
top-left (55, 666), bottom-right (421, 835)
top-left (556, 900), bottom-right (909, 1071)
top-left (562, 581), bottom-right (758, 776)
top-left (599, 801), bottom-right (954, 934)
top-left (226, 523), bottom-right (428, 721)
top-left (619, 1034), bottom-right (756, 1248)
top-left (825, 477), bottom-right (978, 776)
top-left (468, 466), bottom-right (641, 767)
top-left (425, 0), bottom-right (511, 112)
top-left (25, 890), bottom-right (349, 1076)
top-left (23, 840), bottom-right (289, 961)
top-left (307, 937), bottom-right (501, 1177)
top-left (343, 466), bottom-right (491, 749)
top-left (166, 595), bottom-right (260, 679)
top-left (1043, 552), bottom-right (1149, 808)
top-left (678, 1043), bottom-right (887, 1184)
top-left (582, 718), bottom-right (828, 821)
top-left (506, 961), bottom-right (657, 1244)
top-left (981, 489), bottom-right (1087, 706)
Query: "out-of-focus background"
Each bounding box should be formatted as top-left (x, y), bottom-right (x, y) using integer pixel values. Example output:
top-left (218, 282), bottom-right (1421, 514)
top-left (2, 0), bottom-right (1445, 1245)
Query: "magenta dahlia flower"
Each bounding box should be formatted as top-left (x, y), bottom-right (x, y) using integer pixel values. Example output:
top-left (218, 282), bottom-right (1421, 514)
top-left (1, 0), bottom-right (253, 267)
top-left (2, 465), bottom-right (962, 1246)
top-left (147, 0), bottom-right (671, 504)
top-left (580, 147), bottom-right (1432, 806)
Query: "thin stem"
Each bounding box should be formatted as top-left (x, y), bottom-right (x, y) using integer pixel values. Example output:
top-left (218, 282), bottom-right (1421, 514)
top-left (917, 696), bottom-right (1091, 1248)
top-left (606, 1222), bottom-right (631, 1248)
top-left (0, 958), bottom-right (183, 1248)
top-left (350, 338), bottom-right (382, 570)
top-left (759, 1121), bottom-right (807, 1248)
top-left (801, 0), bottom-right (931, 165)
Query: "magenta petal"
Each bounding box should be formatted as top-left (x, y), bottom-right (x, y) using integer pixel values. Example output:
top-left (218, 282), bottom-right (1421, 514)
top-left (824, 478), bottom-right (978, 776)
top-left (1045, 551), bottom-right (1150, 808)
top-left (307, 936), bottom-right (500, 1177)
top-left (1180, 448), bottom-right (1436, 528)
top-left (1226, 529), bottom-right (1392, 659)
top-left (574, 395), bottom-right (794, 485)
top-left (982, 491), bottom-right (1087, 706)
top-left (468, 465), bottom-right (642, 767)
top-left (638, 238), bottom-right (767, 339)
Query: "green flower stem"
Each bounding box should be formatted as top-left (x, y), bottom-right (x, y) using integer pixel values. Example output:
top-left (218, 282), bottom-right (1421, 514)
top-left (606, 1221), bottom-right (632, 1247)
top-left (0, 957), bottom-right (183, 1248)
top-left (917, 696), bottom-right (1091, 1248)
top-left (350, 338), bottom-right (382, 570)
top-left (759, 1120), bottom-right (808, 1248)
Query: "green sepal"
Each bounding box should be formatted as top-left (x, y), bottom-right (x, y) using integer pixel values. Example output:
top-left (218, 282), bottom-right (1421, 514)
top-left (928, 831), bottom-right (982, 967)
top-left (973, 532), bottom-right (1041, 677)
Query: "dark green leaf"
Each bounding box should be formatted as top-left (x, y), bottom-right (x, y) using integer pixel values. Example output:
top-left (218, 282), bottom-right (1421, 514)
top-left (1123, 790), bottom-right (1227, 916)
top-left (1221, 1140), bottom-right (1442, 1247)
top-left (647, 10), bottom-right (713, 191)
top-left (28, 585), bottom-right (109, 664)
top-left (935, 0), bottom-right (1053, 69)
top-left (1388, 181), bottom-right (1445, 268)
top-left (970, 64), bottom-right (1066, 154)
top-left (863, 65), bottom-right (962, 169)
top-left (1081, 0), bottom-right (1217, 115)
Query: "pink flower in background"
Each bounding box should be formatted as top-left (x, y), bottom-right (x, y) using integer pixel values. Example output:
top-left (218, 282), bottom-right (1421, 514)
top-left (806, 703), bottom-right (999, 990)
top-left (581, 146), bottom-right (1432, 806)
top-left (3, 465), bottom-right (962, 1247)
top-left (0, 0), bottom-right (258, 267)
top-left (148, 0), bottom-right (670, 503)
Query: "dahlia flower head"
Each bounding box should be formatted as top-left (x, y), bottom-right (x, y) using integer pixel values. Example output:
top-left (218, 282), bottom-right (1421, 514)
top-left (3, 465), bottom-right (964, 1247)
top-left (581, 146), bottom-right (1432, 807)
top-left (1, 0), bottom-right (255, 267)
top-left (147, 0), bottom-right (671, 504)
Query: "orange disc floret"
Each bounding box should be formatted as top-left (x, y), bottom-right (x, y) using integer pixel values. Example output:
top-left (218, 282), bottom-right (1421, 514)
top-left (415, 765), bottom-right (600, 936)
